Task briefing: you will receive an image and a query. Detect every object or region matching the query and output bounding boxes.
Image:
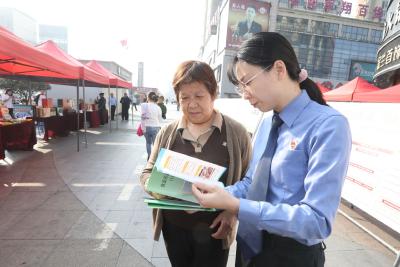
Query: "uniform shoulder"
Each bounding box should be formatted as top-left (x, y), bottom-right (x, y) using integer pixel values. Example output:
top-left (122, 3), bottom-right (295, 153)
top-left (308, 101), bottom-right (348, 124)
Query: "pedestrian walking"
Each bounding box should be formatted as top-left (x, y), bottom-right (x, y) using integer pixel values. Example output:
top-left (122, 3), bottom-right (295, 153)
top-left (140, 92), bottom-right (162, 159)
top-left (120, 93), bottom-right (132, 120)
top-left (157, 95), bottom-right (167, 119)
top-left (109, 93), bottom-right (117, 120)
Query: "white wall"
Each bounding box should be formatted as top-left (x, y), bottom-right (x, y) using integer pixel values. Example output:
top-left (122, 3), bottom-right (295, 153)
top-left (47, 84), bottom-right (104, 106)
top-left (214, 98), bottom-right (263, 134)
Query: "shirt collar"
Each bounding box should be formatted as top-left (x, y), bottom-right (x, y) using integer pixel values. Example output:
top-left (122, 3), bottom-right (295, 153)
top-left (177, 110), bottom-right (223, 132)
top-left (279, 90), bottom-right (311, 128)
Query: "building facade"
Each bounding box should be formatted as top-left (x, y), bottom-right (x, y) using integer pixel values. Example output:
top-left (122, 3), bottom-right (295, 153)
top-left (374, 0), bottom-right (400, 88)
top-left (200, 0), bottom-right (385, 97)
top-left (79, 60), bottom-right (132, 82)
top-left (0, 7), bottom-right (37, 45)
top-left (38, 24), bottom-right (68, 52)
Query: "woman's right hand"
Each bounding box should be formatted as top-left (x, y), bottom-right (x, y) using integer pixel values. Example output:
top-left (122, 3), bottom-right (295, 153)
top-left (192, 182), bottom-right (240, 214)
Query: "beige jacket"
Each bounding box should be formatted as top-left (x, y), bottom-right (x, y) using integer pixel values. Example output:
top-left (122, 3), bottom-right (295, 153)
top-left (140, 114), bottom-right (252, 249)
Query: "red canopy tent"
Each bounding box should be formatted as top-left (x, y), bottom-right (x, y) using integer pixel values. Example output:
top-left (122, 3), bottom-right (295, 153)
top-left (0, 27), bottom-right (77, 80)
top-left (316, 83), bottom-right (330, 93)
top-left (1, 28), bottom-right (110, 151)
top-left (35, 41), bottom-right (117, 147)
top-left (85, 60), bottom-right (133, 131)
top-left (353, 84), bottom-right (400, 103)
top-left (85, 60), bottom-right (132, 89)
top-left (323, 77), bottom-right (379, 102)
top-left (35, 41), bottom-right (109, 87)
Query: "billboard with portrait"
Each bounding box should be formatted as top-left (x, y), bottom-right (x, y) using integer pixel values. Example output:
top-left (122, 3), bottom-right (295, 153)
top-left (226, 0), bottom-right (271, 50)
top-left (348, 60), bottom-right (376, 81)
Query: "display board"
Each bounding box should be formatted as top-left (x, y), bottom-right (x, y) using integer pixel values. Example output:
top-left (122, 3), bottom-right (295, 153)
top-left (330, 102), bottom-right (400, 234)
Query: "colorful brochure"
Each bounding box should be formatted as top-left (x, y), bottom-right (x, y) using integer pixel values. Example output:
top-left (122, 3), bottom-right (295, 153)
top-left (145, 148), bottom-right (226, 211)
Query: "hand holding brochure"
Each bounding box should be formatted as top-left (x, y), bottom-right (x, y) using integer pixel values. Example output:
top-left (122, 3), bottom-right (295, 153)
top-left (145, 148), bottom-right (226, 211)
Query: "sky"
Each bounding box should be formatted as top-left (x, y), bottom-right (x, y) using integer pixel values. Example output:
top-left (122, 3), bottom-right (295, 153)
top-left (0, 0), bottom-right (206, 94)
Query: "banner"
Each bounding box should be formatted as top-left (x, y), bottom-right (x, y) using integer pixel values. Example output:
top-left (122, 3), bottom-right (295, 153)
top-left (226, 0), bottom-right (271, 50)
top-left (285, 0), bottom-right (384, 22)
top-left (330, 102), bottom-right (400, 234)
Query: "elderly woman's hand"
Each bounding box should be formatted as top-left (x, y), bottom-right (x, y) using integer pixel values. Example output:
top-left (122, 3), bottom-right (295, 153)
top-left (210, 210), bottom-right (237, 239)
top-left (192, 183), bottom-right (240, 214)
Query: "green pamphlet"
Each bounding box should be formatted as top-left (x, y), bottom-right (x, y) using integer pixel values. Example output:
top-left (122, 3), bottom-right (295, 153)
top-left (144, 148), bottom-right (226, 211)
top-left (144, 197), bottom-right (216, 211)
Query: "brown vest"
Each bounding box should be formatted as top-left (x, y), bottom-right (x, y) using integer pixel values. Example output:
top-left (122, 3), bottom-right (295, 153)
top-left (163, 118), bottom-right (229, 229)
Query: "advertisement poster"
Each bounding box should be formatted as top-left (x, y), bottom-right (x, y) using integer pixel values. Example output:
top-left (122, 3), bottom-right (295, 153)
top-left (226, 0), bottom-right (271, 50)
top-left (348, 61), bottom-right (376, 81)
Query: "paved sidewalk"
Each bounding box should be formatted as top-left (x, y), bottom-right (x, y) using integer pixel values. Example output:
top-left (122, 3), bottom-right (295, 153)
top-left (0, 107), bottom-right (397, 266)
top-left (0, 139), bottom-right (151, 267)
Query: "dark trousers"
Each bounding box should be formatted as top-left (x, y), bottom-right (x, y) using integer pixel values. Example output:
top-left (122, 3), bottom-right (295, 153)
top-left (8, 108), bottom-right (14, 119)
top-left (122, 106), bottom-right (129, 120)
top-left (236, 232), bottom-right (325, 267)
top-left (99, 109), bottom-right (105, 125)
top-left (162, 220), bottom-right (229, 267)
top-left (111, 105), bottom-right (116, 120)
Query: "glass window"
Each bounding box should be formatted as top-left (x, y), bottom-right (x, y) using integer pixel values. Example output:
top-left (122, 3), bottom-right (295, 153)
top-left (341, 25), bottom-right (368, 41)
top-left (277, 30), bottom-right (379, 82)
top-left (278, 0), bottom-right (289, 8)
top-left (370, 29), bottom-right (382, 43)
top-left (310, 20), bottom-right (339, 37)
top-left (277, 16), bottom-right (308, 33)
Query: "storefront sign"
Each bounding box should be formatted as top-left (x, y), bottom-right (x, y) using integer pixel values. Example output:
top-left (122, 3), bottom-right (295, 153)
top-left (284, 0), bottom-right (384, 22)
top-left (375, 36), bottom-right (400, 78)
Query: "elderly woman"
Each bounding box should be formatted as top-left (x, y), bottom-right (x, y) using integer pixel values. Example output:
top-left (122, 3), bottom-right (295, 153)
top-left (140, 60), bottom-right (252, 267)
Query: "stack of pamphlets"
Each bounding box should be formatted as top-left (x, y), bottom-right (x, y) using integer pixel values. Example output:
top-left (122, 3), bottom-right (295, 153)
top-left (145, 148), bottom-right (226, 211)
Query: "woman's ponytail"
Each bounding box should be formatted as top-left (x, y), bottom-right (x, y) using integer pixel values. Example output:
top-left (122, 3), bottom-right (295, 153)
top-left (300, 78), bottom-right (327, 106)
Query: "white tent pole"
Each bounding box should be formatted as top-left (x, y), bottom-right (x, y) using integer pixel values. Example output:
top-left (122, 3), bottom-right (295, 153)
top-left (108, 85), bottom-right (112, 133)
top-left (76, 80), bottom-right (80, 152)
top-left (116, 87), bottom-right (119, 130)
top-left (83, 79), bottom-right (87, 148)
top-left (28, 81), bottom-right (32, 105)
top-left (131, 90), bottom-right (134, 124)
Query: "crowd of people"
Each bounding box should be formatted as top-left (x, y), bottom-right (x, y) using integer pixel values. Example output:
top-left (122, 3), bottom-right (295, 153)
top-left (91, 91), bottom-right (168, 126)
